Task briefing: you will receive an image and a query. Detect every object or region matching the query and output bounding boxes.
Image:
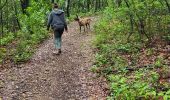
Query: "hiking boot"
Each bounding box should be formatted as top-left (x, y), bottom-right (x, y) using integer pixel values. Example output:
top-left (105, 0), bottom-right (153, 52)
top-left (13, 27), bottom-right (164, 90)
top-left (53, 51), bottom-right (58, 55)
top-left (53, 49), bottom-right (61, 55)
top-left (58, 49), bottom-right (61, 54)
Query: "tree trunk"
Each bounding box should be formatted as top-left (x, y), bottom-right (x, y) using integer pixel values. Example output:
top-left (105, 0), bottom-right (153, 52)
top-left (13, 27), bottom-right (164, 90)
top-left (87, 0), bottom-right (90, 12)
top-left (51, 0), bottom-right (54, 3)
top-left (66, 0), bottom-right (70, 17)
top-left (124, 0), bottom-right (134, 41)
top-left (0, 0), bottom-right (7, 35)
top-left (20, 0), bottom-right (29, 14)
top-left (0, 9), bottom-right (3, 35)
top-left (95, 0), bottom-right (98, 12)
top-left (164, 0), bottom-right (170, 13)
top-left (115, 0), bottom-right (122, 7)
top-left (13, 0), bottom-right (21, 30)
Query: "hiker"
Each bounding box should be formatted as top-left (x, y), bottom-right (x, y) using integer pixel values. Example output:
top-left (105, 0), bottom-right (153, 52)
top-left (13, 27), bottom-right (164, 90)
top-left (47, 3), bottom-right (68, 55)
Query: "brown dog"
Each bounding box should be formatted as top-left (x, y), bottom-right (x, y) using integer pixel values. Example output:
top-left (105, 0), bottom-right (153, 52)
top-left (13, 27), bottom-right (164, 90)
top-left (74, 15), bottom-right (91, 33)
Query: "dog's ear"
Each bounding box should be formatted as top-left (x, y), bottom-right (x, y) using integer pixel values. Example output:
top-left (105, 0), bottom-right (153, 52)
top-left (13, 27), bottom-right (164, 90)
top-left (74, 17), bottom-right (77, 21)
top-left (76, 14), bottom-right (79, 19)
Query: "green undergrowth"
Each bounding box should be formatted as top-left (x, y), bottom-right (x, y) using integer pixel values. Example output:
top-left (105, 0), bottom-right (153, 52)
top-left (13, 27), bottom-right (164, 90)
top-left (14, 28), bottom-right (48, 63)
top-left (0, 28), bottom-right (49, 64)
top-left (92, 7), bottom-right (170, 100)
top-left (0, 2), bottom-right (49, 64)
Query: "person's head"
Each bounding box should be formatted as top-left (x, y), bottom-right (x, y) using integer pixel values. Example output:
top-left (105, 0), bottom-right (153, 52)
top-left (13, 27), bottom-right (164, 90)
top-left (53, 3), bottom-right (58, 9)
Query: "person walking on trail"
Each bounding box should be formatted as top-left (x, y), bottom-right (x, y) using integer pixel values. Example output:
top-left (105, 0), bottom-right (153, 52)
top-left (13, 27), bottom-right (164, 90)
top-left (47, 3), bottom-right (68, 55)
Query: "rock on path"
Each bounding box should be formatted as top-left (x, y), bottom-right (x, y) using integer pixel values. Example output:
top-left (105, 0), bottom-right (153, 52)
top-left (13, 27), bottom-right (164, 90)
top-left (0, 16), bottom-right (107, 100)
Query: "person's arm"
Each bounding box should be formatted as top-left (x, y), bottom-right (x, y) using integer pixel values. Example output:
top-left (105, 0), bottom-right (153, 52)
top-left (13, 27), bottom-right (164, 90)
top-left (47, 13), bottom-right (53, 31)
top-left (61, 13), bottom-right (68, 31)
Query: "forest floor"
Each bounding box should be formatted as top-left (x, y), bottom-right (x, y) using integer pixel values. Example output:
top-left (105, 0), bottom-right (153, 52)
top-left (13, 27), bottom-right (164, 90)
top-left (0, 16), bottom-right (107, 100)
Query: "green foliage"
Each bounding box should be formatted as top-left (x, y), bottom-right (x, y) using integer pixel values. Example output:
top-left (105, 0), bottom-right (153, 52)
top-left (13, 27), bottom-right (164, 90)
top-left (93, 0), bottom-right (170, 99)
top-left (116, 43), bottom-right (139, 53)
top-left (0, 33), bottom-right (15, 46)
top-left (14, 41), bottom-right (33, 62)
top-left (108, 75), bottom-right (155, 99)
top-left (146, 48), bottom-right (154, 56)
top-left (106, 67), bottom-right (167, 99)
top-left (154, 56), bottom-right (164, 68)
top-left (0, 1), bottom-right (50, 63)
top-left (163, 35), bottom-right (170, 41)
top-left (9, 1), bottom-right (50, 63)
top-left (0, 48), bottom-right (7, 63)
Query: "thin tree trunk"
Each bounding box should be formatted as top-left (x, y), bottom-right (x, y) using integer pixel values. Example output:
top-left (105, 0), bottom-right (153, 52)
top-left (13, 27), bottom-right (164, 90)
top-left (13, 0), bottom-right (21, 30)
top-left (164, 0), bottom-right (170, 13)
top-left (0, 0), bottom-right (7, 35)
top-left (124, 0), bottom-right (134, 41)
top-left (98, 0), bottom-right (101, 9)
top-left (95, 0), bottom-right (98, 12)
top-left (66, 0), bottom-right (70, 17)
top-left (0, 7), bottom-right (3, 35)
top-left (0, 0), bottom-right (7, 9)
top-left (51, 0), bottom-right (54, 3)
top-left (20, 0), bottom-right (29, 14)
top-left (6, 0), bottom-right (9, 31)
top-left (87, 0), bottom-right (90, 12)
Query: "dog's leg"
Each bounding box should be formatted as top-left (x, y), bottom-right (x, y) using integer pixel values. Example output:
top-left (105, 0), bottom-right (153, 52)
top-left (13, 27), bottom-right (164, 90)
top-left (89, 24), bottom-right (90, 30)
top-left (86, 24), bottom-right (88, 30)
top-left (84, 26), bottom-right (85, 32)
top-left (80, 26), bottom-right (81, 33)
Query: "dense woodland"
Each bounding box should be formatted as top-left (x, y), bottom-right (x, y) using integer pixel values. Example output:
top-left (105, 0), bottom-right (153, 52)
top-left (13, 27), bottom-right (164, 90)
top-left (0, 0), bottom-right (170, 99)
top-left (93, 0), bottom-right (170, 99)
top-left (0, 0), bottom-right (107, 34)
top-left (0, 0), bottom-right (107, 63)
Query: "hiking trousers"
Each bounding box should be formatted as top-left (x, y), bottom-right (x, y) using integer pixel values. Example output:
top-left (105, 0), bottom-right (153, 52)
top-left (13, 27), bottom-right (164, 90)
top-left (54, 28), bottom-right (64, 49)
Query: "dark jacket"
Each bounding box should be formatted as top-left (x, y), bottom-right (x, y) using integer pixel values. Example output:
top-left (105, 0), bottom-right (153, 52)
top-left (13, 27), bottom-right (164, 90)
top-left (47, 9), bottom-right (68, 31)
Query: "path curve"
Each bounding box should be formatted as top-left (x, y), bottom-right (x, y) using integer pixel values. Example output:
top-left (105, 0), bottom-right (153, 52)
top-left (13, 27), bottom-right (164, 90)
top-left (0, 16), bottom-right (107, 100)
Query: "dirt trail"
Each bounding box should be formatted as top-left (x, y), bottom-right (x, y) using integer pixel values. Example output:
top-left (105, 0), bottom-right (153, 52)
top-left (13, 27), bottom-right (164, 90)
top-left (0, 16), bottom-right (107, 100)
